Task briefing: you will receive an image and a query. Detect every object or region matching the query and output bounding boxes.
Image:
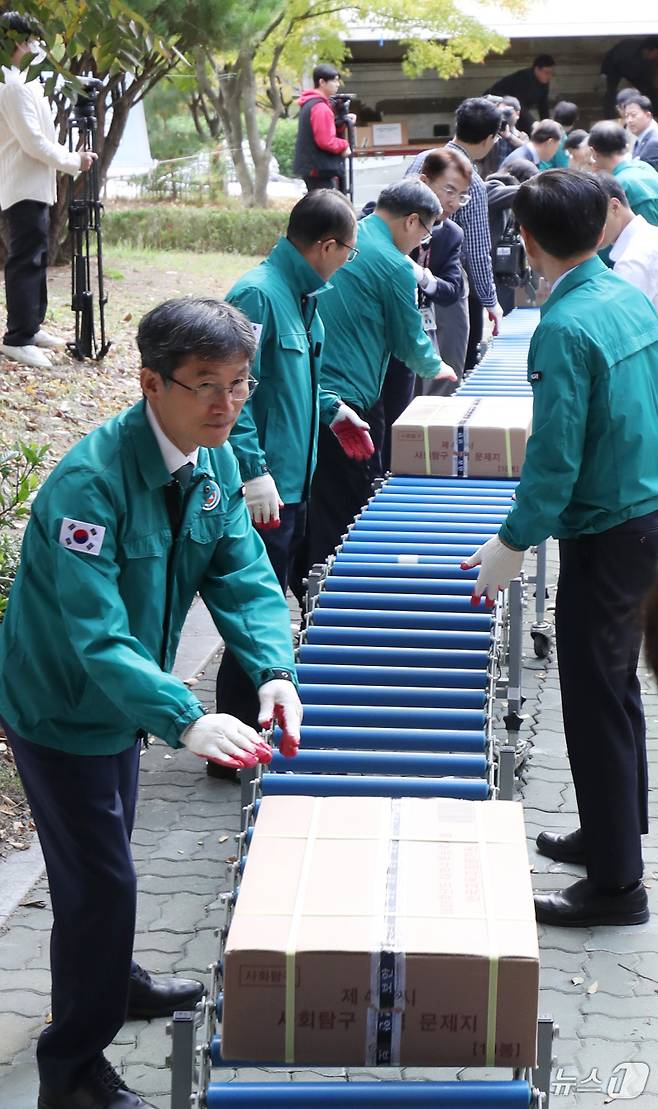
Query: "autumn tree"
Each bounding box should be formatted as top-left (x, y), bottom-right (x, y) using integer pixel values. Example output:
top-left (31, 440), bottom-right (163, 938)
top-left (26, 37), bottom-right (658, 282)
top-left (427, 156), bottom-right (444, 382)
top-left (189, 0), bottom-right (517, 207)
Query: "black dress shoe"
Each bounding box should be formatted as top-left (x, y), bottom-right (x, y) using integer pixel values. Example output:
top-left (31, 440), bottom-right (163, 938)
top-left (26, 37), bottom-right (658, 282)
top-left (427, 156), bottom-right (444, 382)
top-left (206, 759), bottom-right (239, 782)
top-left (126, 964), bottom-right (204, 1020)
top-left (534, 877), bottom-right (649, 927)
top-left (536, 827), bottom-right (586, 864)
top-left (38, 1056), bottom-right (160, 1108)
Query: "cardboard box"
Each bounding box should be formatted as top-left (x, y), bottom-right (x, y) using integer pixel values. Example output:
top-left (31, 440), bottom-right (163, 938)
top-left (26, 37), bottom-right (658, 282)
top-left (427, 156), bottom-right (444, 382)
top-left (222, 797), bottom-right (539, 1067)
top-left (390, 396), bottom-right (533, 479)
top-left (353, 121), bottom-right (409, 148)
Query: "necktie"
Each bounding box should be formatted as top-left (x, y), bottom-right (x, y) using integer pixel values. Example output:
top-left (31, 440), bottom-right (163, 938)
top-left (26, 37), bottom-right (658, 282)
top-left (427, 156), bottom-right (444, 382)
top-left (164, 463), bottom-right (194, 536)
top-left (173, 461), bottom-right (194, 491)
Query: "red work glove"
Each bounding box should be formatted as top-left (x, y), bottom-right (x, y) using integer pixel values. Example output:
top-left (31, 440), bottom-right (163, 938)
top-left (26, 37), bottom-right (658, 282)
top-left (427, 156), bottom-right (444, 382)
top-left (258, 679), bottom-right (303, 758)
top-left (330, 403), bottom-right (375, 462)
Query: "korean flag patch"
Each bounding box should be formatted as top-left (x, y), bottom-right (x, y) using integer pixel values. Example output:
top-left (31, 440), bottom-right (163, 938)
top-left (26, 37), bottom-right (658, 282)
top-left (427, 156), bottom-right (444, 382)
top-left (59, 517), bottom-right (106, 556)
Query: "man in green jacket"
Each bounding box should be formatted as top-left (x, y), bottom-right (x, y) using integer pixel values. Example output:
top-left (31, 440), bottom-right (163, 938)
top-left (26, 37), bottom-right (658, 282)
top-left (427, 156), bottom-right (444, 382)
top-left (589, 120), bottom-right (658, 225)
top-left (302, 177), bottom-right (458, 571)
top-left (216, 190), bottom-right (372, 745)
top-left (0, 298), bottom-right (302, 1109)
top-left (463, 170), bottom-right (658, 928)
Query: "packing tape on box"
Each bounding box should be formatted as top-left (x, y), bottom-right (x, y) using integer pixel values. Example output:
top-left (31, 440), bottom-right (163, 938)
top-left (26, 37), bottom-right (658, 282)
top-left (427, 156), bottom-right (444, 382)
top-left (366, 797), bottom-right (404, 1066)
top-left (413, 397), bottom-right (515, 479)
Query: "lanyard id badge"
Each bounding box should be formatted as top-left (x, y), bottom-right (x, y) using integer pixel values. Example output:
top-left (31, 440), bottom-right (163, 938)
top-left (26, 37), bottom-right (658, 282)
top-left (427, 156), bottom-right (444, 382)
top-left (420, 305), bottom-right (437, 333)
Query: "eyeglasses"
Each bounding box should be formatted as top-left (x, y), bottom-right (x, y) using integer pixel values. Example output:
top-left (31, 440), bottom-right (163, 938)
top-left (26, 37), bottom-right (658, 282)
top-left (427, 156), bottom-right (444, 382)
top-left (418, 217), bottom-right (436, 243)
top-left (319, 238), bottom-right (359, 262)
top-left (169, 375), bottom-right (258, 403)
top-left (439, 184), bottom-right (471, 206)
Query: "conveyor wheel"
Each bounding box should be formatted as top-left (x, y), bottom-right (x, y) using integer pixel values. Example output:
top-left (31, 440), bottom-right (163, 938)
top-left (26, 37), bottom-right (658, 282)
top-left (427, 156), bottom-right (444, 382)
top-left (531, 628), bottom-right (552, 660)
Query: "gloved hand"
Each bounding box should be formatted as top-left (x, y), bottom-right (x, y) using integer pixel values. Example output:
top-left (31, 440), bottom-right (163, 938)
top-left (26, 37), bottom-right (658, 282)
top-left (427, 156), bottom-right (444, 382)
top-left (435, 362), bottom-right (458, 382)
top-left (181, 714), bottom-right (272, 768)
top-left (411, 259), bottom-right (438, 295)
top-left (258, 679), bottom-right (303, 759)
top-left (330, 403), bottom-right (375, 462)
top-left (487, 302), bottom-right (504, 337)
top-left (244, 473), bottom-right (282, 530)
top-left (461, 535), bottom-right (526, 607)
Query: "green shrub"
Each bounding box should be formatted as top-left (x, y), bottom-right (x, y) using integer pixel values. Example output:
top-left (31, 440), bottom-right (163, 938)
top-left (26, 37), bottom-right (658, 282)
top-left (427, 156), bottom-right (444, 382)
top-left (271, 119), bottom-right (299, 178)
top-left (0, 442), bottom-right (49, 620)
top-left (104, 205), bottom-right (291, 255)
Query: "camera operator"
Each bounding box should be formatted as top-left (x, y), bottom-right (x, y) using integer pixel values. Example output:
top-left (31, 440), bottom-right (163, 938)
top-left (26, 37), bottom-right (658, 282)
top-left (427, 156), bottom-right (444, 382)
top-left (293, 64), bottom-right (354, 192)
top-left (485, 160), bottom-right (538, 314)
top-left (0, 11), bottom-right (97, 370)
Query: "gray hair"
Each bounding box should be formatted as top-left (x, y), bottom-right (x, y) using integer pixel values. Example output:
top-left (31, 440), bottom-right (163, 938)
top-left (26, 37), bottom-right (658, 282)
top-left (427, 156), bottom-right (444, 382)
top-left (375, 177), bottom-right (442, 223)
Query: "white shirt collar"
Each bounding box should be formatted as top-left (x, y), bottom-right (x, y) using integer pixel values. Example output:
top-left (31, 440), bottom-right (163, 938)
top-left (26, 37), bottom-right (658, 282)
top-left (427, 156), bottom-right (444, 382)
top-left (145, 401), bottom-right (199, 474)
top-left (609, 214), bottom-right (647, 262)
top-left (550, 264), bottom-right (579, 293)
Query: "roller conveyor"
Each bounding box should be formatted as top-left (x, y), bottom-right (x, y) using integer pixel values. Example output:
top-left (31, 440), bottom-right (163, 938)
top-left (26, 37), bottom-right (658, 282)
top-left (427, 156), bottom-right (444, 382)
top-left (167, 308), bottom-right (554, 1109)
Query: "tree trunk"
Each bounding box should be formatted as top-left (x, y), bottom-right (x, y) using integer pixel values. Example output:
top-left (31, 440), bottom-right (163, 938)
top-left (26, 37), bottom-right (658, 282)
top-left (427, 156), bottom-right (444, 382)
top-left (194, 50), bottom-right (256, 207)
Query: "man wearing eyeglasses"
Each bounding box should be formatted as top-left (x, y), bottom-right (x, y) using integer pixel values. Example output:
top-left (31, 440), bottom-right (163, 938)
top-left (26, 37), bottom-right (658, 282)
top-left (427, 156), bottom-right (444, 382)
top-left (213, 190), bottom-right (372, 759)
top-left (0, 297), bottom-right (302, 1109)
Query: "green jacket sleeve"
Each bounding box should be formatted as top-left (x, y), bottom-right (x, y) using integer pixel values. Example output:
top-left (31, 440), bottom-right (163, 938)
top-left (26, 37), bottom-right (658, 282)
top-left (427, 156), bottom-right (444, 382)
top-left (226, 286), bottom-right (271, 482)
top-left (319, 385), bottom-right (341, 424)
top-left (384, 260), bottom-right (443, 379)
top-left (200, 467), bottom-right (298, 691)
top-left (51, 473), bottom-right (205, 748)
top-left (499, 325), bottom-right (591, 550)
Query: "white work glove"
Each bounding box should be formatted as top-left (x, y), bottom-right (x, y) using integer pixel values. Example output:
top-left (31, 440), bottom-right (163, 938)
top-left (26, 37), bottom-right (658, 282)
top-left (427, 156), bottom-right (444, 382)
top-left (181, 713), bottom-right (272, 768)
top-left (487, 302), bottom-right (504, 337)
top-left (244, 473), bottom-right (282, 530)
top-left (258, 679), bottom-right (303, 759)
top-left (330, 403), bottom-right (375, 462)
top-left (411, 259), bottom-right (438, 296)
top-left (461, 535), bottom-right (526, 607)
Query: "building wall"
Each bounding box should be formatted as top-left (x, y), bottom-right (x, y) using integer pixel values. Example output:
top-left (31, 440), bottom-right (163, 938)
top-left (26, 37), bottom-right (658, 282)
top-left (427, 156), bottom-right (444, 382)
top-left (345, 35), bottom-right (625, 142)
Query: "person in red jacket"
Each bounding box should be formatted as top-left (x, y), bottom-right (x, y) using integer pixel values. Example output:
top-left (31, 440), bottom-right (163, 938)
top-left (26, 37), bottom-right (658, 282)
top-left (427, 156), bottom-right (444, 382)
top-left (293, 64), bottom-right (353, 190)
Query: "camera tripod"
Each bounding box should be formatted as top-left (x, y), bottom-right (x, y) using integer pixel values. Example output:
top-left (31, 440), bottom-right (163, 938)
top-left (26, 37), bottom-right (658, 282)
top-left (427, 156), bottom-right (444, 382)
top-left (67, 79), bottom-right (110, 360)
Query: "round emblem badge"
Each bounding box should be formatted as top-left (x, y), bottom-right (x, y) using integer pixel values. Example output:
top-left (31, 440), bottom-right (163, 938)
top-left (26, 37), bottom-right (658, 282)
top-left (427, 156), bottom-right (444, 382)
top-left (202, 480), bottom-right (221, 512)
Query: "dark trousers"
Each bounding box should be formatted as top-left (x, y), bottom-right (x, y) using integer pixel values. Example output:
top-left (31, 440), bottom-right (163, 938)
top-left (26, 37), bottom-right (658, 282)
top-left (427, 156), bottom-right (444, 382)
top-left (304, 173), bottom-right (340, 191)
top-left (216, 502), bottom-right (306, 726)
top-left (555, 510), bottom-right (658, 889)
top-left (300, 417), bottom-right (377, 576)
top-left (368, 357), bottom-right (416, 475)
top-left (464, 291), bottom-right (485, 372)
top-left (4, 720), bottom-right (140, 1093)
top-left (3, 199), bottom-right (49, 346)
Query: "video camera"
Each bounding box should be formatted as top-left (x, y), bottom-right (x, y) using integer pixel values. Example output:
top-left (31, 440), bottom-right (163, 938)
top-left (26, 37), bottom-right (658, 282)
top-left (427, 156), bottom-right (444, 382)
top-left (493, 219), bottom-right (532, 289)
top-left (330, 91), bottom-right (356, 126)
top-left (72, 75), bottom-right (104, 125)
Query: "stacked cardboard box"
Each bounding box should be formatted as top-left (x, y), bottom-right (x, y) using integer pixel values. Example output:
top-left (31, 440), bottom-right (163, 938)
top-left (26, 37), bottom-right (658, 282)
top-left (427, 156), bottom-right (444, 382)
top-left (390, 396), bottom-right (533, 479)
top-left (222, 796), bottom-right (539, 1067)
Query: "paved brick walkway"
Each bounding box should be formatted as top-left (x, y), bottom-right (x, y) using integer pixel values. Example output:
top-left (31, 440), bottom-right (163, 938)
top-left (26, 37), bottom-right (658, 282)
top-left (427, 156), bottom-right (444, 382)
top-left (1, 547), bottom-right (658, 1107)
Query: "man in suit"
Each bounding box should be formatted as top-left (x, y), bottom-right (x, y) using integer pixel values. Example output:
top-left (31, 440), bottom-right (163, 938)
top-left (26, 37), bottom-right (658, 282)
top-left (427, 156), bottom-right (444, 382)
top-left (500, 119), bottom-right (562, 170)
top-left (601, 36), bottom-right (658, 117)
top-left (624, 94), bottom-right (658, 172)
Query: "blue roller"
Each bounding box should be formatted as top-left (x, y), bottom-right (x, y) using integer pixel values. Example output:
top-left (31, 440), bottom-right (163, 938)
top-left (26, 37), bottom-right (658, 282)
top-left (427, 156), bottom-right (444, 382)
top-left (270, 748), bottom-right (487, 777)
top-left (362, 507), bottom-right (508, 524)
top-left (372, 493), bottom-right (513, 507)
top-left (342, 540), bottom-right (481, 556)
top-left (309, 607), bottom-right (493, 631)
top-left (206, 1080), bottom-right (533, 1106)
top-left (324, 576), bottom-right (473, 596)
top-left (296, 663), bottom-right (487, 689)
top-left (301, 637), bottom-right (491, 662)
top-left (385, 476), bottom-right (517, 492)
top-left (261, 773), bottom-right (489, 799)
top-left (348, 530), bottom-right (494, 546)
top-left (299, 683), bottom-right (485, 710)
top-left (352, 520), bottom-right (497, 537)
top-left (301, 704), bottom-right (485, 730)
top-left (277, 724), bottom-right (486, 753)
top-left (332, 559), bottom-right (478, 579)
top-left (316, 592), bottom-right (486, 613)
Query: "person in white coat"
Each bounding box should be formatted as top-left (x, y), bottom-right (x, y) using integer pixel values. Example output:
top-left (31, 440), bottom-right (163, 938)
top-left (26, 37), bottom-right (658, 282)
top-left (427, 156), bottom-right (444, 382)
top-left (599, 172), bottom-right (658, 311)
top-left (0, 11), bottom-right (96, 369)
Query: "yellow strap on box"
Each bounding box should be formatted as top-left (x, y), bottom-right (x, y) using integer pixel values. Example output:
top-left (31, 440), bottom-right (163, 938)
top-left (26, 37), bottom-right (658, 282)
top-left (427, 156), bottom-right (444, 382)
top-left (503, 428), bottom-right (513, 477)
top-left (475, 806), bottom-right (499, 1067)
top-left (423, 423), bottom-right (431, 475)
top-left (284, 797), bottom-right (321, 1063)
